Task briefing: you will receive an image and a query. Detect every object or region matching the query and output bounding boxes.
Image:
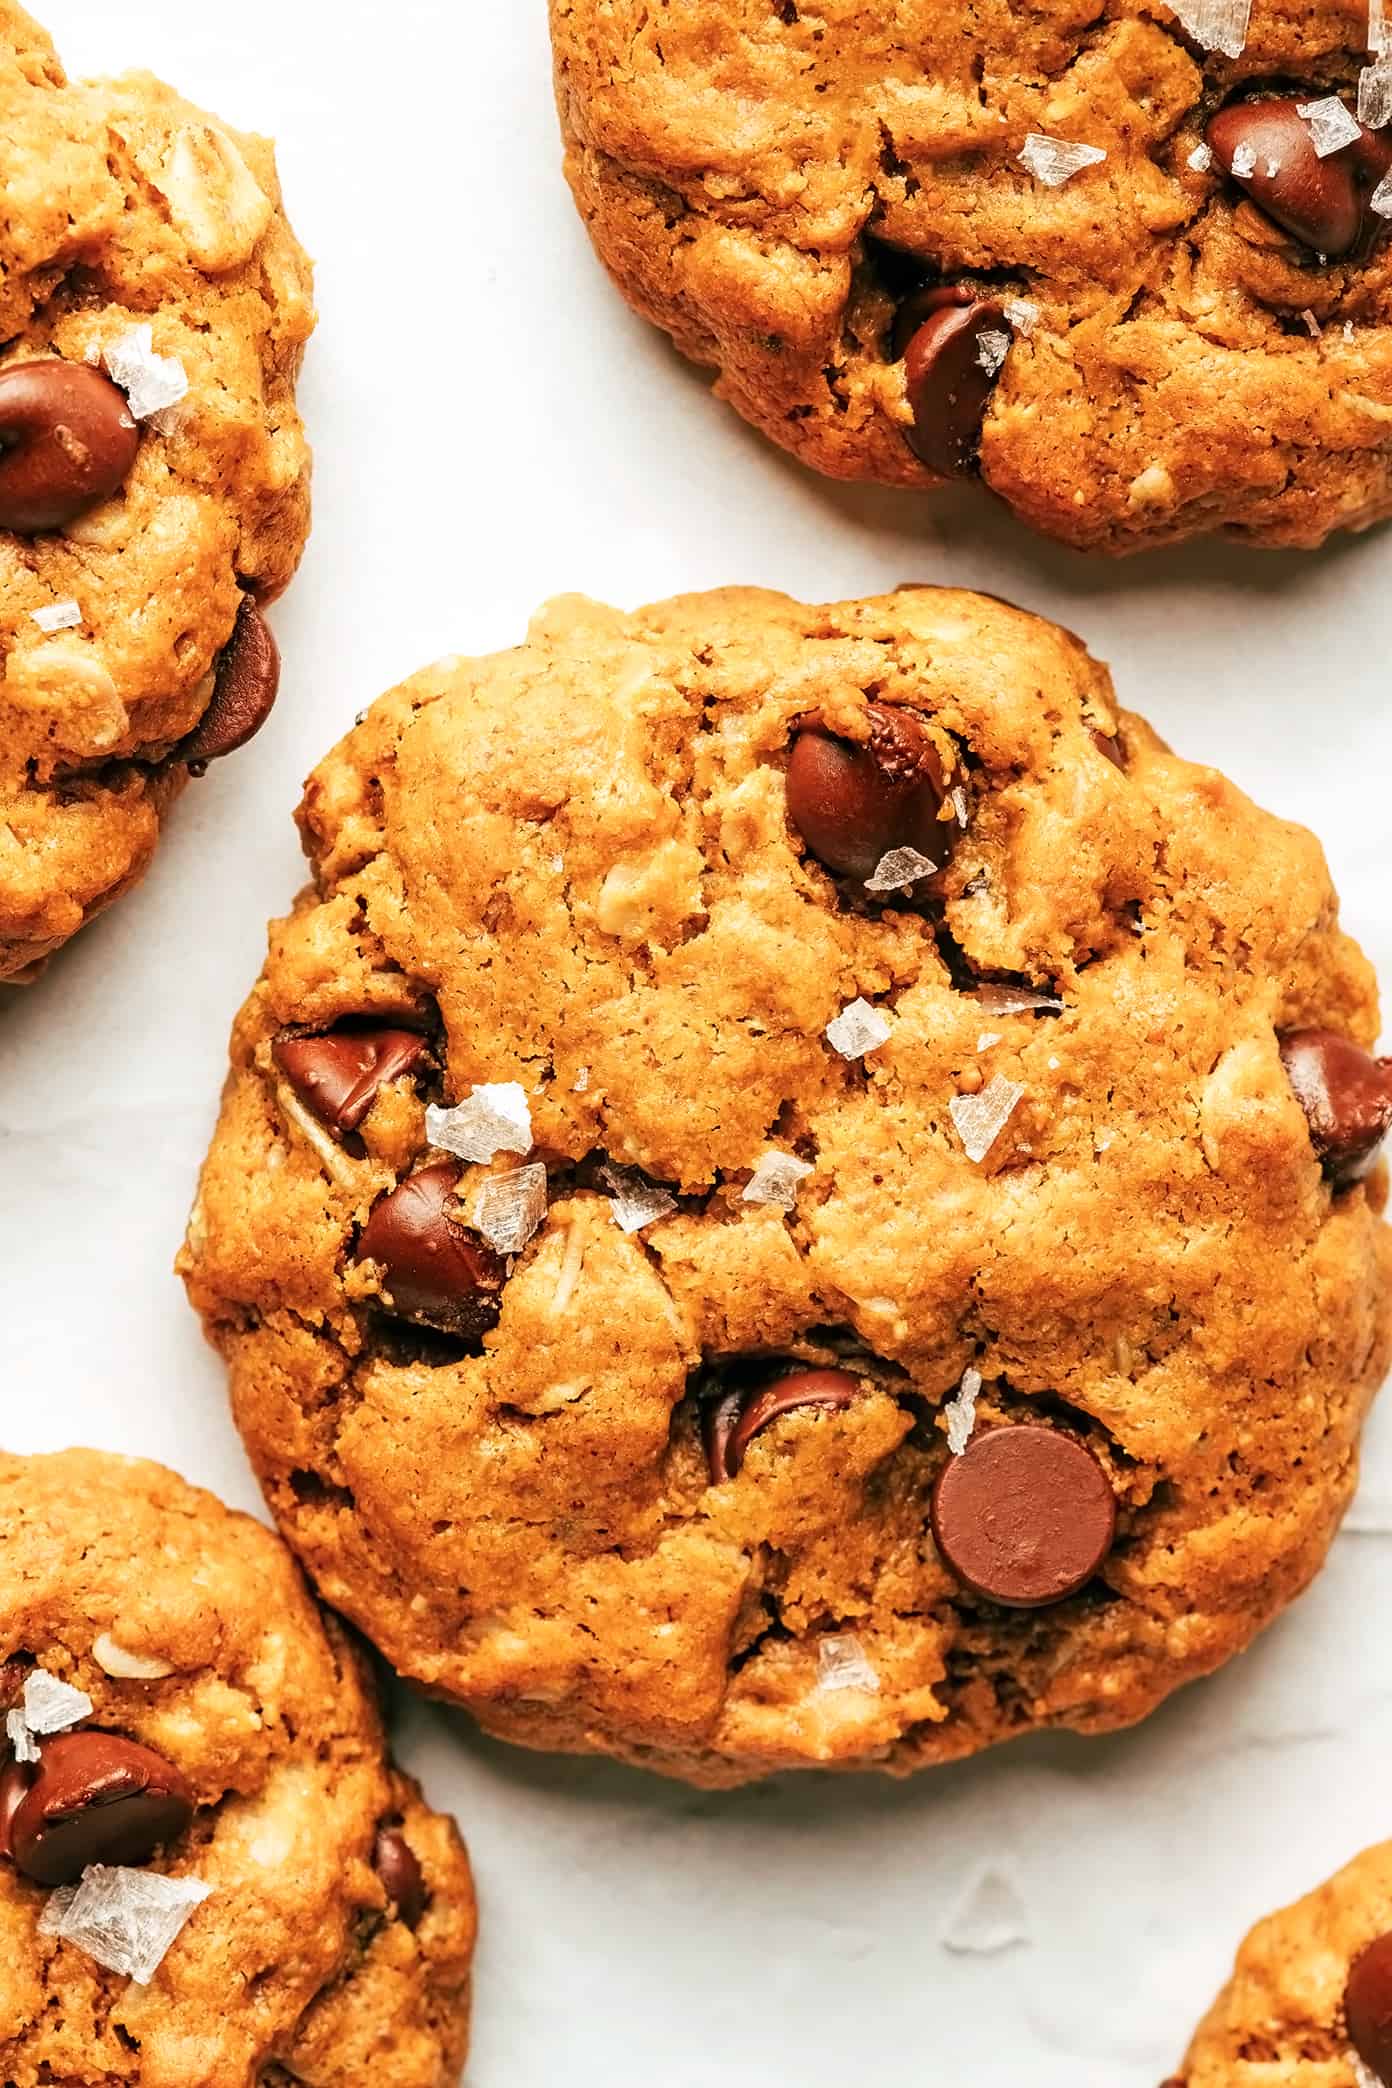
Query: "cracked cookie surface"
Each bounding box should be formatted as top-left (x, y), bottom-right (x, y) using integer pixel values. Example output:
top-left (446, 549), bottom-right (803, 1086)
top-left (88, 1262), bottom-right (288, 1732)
top-left (1170, 1842), bottom-right (1392, 2086)
top-left (0, 0), bottom-right (313, 981)
top-left (0, 1450), bottom-right (476, 2087)
top-left (180, 585), bottom-right (1392, 1788)
top-left (550, 0), bottom-right (1392, 553)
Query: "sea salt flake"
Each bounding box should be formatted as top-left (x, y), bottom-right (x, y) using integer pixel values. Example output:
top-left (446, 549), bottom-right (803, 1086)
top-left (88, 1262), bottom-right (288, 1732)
top-left (815, 1635), bottom-right (880, 1696)
top-left (973, 983), bottom-right (1064, 1017)
top-left (825, 997), bottom-right (892, 1060)
top-left (1352, 2056), bottom-right (1382, 2088)
top-left (1372, 0), bottom-right (1390, 53)
top-left (5, 1707), bottom-right (37, 1763)
top-left (1002, 297), bottom-right (1040, 335)
top-left (23, 1669), bottom-right (93, 1736)
top-left (975, 1032), bottom-right (1002, 1053)
top-left (1346, 319), bottom-right (1359, 341)
top-left (30, 599), bottom-right (81, 634)
top-left (573, 1066), bottom-right (590, 1093)
top-left (742, 1150), bottom-right (813, 1212)
top-left (472, 1163), bottom-right (548, 1255)
top-left (975, 326), bottom-right (1012, 377)
top-left (1298, 96), bottom-right (1364, 157)
top-left (941, 1866), bottom-right (1031, 1956)
top-left (39, 1865), bottom-right (212, 1984)
top-left (1359, 57), bottom-right (1392, 127)
top-left (426, 1082), bottom-right (533, 1164)
top-left (1018, 132), bottom-right (1108, 188)
top-left (1372, 166), bottom-right (1392, 216)
top-left (103, 325), bottom-right (188, 427)
top-left (949, 1075), bottom-right (1025, 1164)
top-left (1265, 156), bottom-right (1283, 177)
top-left (601, 1164), bottom-right (676, 1235)
top-left (1187, 142), bottom-right (1214, 172)
top-left (1168, 0), bottom-right (1252, 59)
top-left (1231, 142), bottom-right (1258, 178)
top-left (865, 845), bottom-right (937, 893)
top-left (944, 1367), bottom-right (982, 1455)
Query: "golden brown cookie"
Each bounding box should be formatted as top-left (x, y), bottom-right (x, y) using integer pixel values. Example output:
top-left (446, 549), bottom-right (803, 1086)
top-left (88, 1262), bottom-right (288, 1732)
top-left (0, 1450), bottom-right (476, 2087)
top-left (550, 0), bottom-right (1392, 554)
top-left (0, 0), bottom-right (313, 982)
top-left (1170, 1842), bottom-right (1392, 2085)
top-left (180, 584), bottom-right (1392, 1788)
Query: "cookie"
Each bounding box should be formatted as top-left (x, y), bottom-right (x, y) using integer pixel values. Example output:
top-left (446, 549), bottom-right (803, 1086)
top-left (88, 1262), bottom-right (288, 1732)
top-left (1170, 1842), bottom-right (1392, 2085)
top-left (0, 0), bottom-right (313, 982)
top-left (179, 584), bottom-right (1392, 1788)
top-left (0, 1450), bottom-right (476, 2086)
top-left (550, 0), bottom-right (1392, 554)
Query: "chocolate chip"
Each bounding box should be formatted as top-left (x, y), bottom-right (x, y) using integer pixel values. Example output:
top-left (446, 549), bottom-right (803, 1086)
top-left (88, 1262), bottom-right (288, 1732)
top-left (931, 1424), bottom-right (1116, 1608)
top-left (1280, 1028), bottom-right (1392, 1189)
top-left (0, 360), bottom-right (139, 533)
top-left (374, 1826), bottom-right (427, 1928)
top-left (786, 703), bottom-right (948, 881)
top-left (896, 289), bottom-right (1012, 478)
top-left (178, 596), bottom-right (281, 772)
top-left (1346, 1932), bottom-right (1392, 2085)
top-left (702, 1367), bottom-right (859, 1483)
top-left (275, 1026), bottom-right (429, 1140)
top-left (0, 1756), bottom-right (31, 1862)
top-left (1090, 728), bottom-right (1125, 770)
top-left (356, 1160), bottom-right (507, 1340)
top-left (7, 1731), bottom-right (194, 1887)
top-left (1207, 98), bottom-right (1392, 258)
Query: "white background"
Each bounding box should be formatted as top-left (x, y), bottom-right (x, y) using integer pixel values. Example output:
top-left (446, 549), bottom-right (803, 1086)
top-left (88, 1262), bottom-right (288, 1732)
top-left (4, 4), bottom-right (1392, 2081)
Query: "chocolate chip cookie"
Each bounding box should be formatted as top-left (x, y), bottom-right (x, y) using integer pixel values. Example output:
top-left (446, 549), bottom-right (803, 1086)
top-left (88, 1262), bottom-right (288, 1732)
top-left (0, 1), bottom-right (313, 982)
top-left (1170, 1842), bottom-right (1392, 2085)
top-left (180, 584), bottom-right (1392, 1788)
top-left (0, 1450), bottom-right (476, 2086)
top-left (550, 0), bottom-right (1392, 553)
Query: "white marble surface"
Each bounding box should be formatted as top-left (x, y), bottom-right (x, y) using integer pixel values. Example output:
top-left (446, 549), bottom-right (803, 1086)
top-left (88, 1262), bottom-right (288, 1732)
top-left (4, 4), bottom-right (1392, 2081)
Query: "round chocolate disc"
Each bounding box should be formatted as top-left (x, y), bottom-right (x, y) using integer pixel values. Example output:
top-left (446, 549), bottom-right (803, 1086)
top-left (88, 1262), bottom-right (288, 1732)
top-left (931, 1424), bottom-right (1116, 1608)
top-left (1346, 1930), bottom-right (1392, 2085)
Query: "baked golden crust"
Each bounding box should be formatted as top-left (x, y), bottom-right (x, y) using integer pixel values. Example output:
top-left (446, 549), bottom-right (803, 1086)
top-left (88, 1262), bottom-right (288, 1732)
top-left (0, 1), bottom-right (314, 980)
top-left (0, 1450), bottom-right (475, 2087)
top-left (181, 584), bottom-right (1391, 1787)
top-left (550, 0), bottom-right (1392, 553)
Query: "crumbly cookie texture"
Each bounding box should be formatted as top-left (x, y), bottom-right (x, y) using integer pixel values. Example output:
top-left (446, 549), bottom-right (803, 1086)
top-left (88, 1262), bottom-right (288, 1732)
top-left (0, 1450), bottom-right (476, 2088)
top-left (180, 585), bottom-right (1392, 1790)
top-left (0, 0), bottom-right (313, 981)
top-left (1171, 1843), bottom-right (1392, 2086)
top-left (550, 0), bottom-right (1392, 554)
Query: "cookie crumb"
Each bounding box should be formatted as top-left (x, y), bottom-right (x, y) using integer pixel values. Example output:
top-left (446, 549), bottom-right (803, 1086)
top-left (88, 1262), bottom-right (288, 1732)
top-left (944, 1368), bottom-right (982, 1454)
top-left (1298, 96), bottom-right (1364, 156)
top-left (600, 1164), bottom-right (676, 1235)
top-left (1301, 308), bottom-right (1323, 337)
top-left (940, 1866), bottom-right (1031, 1956)
top-left (39, 1865), bottom-right (212, 1985)
top-left (473, 1164), bottom-right (548, 1254)
top-left (1017, 133), bottom-right (1107, 187)
top-left (30, 600), bottom-right (82, 634)
top-left (826, 998), bottom-right (892, 1060)
top-left (1169, 0), bottom-right (1252, 60)
top-left (815, 1635), bottom-right (880, 1695)
top-left (742, 1150), bottom-right (813, 1212)
top-left (103, 325), bottom-right (189, 428)
top-left (949, 1076), bottom-right (1024, 1163)
top-left (427, 1084), bottom-right (533, 1165)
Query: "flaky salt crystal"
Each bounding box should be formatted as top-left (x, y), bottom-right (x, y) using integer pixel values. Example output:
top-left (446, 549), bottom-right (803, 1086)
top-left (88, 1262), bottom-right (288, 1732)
top-left (974, 983), bottom-right (1063, 1017)
top-left (601, 1164), bottom-right (676, 1235)
top-left (1231, 142), bottom-right (1258, 177)
top-left (426, 1083), bottom-right (533, 1164)
top-left (472, 1163), bottom-right (548, 1254)
top-left (39, 1865), bottom-right (211, 1984)
top-left (103, 326), bottom-right (188, 428)
top-left (1187, 142), bottom-right (1214, 172)
top-left (6, 1707), bottom-right (37, 1763)
top-left (23, 1669), bottom-right (93, 1736)
top-left (815, 1635), bottom-right (880, 1695)
top-left (742, 1150), bottom-right (813, 1212)
top-left (1002, 297), bottom-right (1040, 335)
top-left (941, 1867), bottom-right (1030, 1955)
top-left (949, 1076), bottom-right (1024, 1163)
top-left (825, 998), bottom-right (892, 1060)
top-left (975, 1032), bottom-right (1002, 1053)
top-left (944, 1367), bottom-right (982, 1455)
top-left (1372, 167), bottom-right (1392, 216)
top-left (1298, 97), bottom-right (1364, 157)
top-left (573, 1066), bottom-right (590, 1093)
top-left (1359, 59), bottom-right (1392, 127)
top-left (30, 600), bottom-right (81, 634)
top-left (1352, 2056), bottom-right (1382, 2088)
top-left (949, 786), bottom-right (970, 829)
top-left (1018, 133), bottom-right (1107, 188)
top-left (865, 845), bottom-right (937, 893)
top-left (1168, 0), bottom-right (1252, 59)
top-left (974, 327), bottom-right (1012, 376)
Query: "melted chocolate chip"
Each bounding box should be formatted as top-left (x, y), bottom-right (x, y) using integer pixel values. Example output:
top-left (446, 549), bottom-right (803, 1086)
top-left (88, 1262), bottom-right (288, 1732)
top-left (786, 703), bottom-right (948, 881)
top-left (275, 1027), bottom-right (429, 1140)
top-left (0, 360), bottom-right (139, 533)
top-left (1279, 1028), bottom-right (1392, 1189)
top-left (179, 596), bottom-right (281, 771)
top-left (703, 1367), bottom-right (859, 1482)
top-left (931, 1424), bottom-right (1116, 1608)
top-left (1346, 1931), bottom-right (1392, 2085)
top-left (1207, 98), bottom-right (1392, 258)
top-left (7, 1730), bottom-right (194, 1887)
top-left (356, 1161), bottom-right (507, 1340)
top-left (896, 289), bottom-right (1013, 478)
top-left (374, 1826), bottom-right (427, 1927)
